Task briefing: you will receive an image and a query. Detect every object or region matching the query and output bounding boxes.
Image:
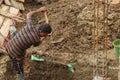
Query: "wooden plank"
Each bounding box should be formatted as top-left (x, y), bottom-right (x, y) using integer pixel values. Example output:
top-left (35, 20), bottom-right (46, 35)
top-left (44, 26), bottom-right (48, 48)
top-left (9, 6), bottom-right (19, 15)
top-left (0, 19), bottom-right (12, 46)
top-left (0, 10), bottom-right (25, 22)
top-left (0, 7), bottom-right (20, 36)
top-left (0, 5), bottom-right (10, 46)
top-left (9, 6), bottom-right (25, 21)
top-left (0, 5), bottom-right (10, 28)
top-left (4, 0), bottom-right (25, 10)
top-left (0, 5), bottom-right (10, 11)
top-left (0, 7), bottom-right (20, 37)
top-left (11, 0), bottom-right (25, 10)
top-left (0, 6), bottom-right (25, 22)
top-left (4, 0), bottom-right (11, 5)
top-left (0, 6), bottom-right (20, 46)
top-left (0, 15), bottom-right (4, 27)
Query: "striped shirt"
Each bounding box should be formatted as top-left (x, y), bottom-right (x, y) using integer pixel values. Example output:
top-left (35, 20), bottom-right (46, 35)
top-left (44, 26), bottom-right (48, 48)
top-left (5, 18), bottom-right (40, 58)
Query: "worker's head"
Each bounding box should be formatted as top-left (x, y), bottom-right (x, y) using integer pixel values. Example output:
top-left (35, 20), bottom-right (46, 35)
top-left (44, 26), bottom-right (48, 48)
top-left (38, 23), bottom-right (52, 37)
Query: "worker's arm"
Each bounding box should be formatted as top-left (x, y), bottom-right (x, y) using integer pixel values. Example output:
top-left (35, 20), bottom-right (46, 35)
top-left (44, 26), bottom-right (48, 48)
top-left (33, 41), bottom-right (41, 47)
top-left (33, 37), bottom-right (45, 47)
top-left (26, 7), bottom-right (47, 28)
top-left (27, 6), bottom-right (47, 18)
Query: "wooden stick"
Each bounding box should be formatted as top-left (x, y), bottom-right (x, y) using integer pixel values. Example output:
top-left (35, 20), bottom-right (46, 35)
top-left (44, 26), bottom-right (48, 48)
top-left (38, 19), bottom-right (45, 24)
top-left (0, 9), bottom-right (25, 22)
top-left (44, 12), bottom-right (49, 24)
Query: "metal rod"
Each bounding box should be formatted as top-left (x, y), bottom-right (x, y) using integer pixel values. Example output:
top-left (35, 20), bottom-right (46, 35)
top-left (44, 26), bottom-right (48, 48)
top-left (103, 0), bottom-right (106, 77)
top-left (93, 0), bottom-right (111, 78)
top-left (96, 0), bottom-right (100, 76)
top-left (93, 0), bottom-right (96, 77)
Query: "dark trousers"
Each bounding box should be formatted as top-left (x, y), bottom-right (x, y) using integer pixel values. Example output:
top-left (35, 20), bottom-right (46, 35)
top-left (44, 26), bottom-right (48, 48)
top-left (12, 58), bottom-right (24, 74)
top-left (11, 58), bottom-right (25, 80)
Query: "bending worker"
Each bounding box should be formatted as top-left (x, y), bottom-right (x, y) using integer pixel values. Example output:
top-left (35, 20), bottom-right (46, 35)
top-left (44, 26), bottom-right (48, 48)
top-left (5, 6), bottom-right (52, 80)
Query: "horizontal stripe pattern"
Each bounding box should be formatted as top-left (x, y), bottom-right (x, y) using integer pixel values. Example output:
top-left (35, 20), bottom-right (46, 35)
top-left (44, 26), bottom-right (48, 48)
top-left (6, 18), bottom-right (40, 58)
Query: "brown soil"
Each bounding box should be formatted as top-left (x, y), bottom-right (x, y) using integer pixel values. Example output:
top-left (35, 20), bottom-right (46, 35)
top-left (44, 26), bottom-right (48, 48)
top-left (0, 0), bottom-right (120, 80)
top-left (20, 0), bottom-right (120, 80)
top-left (28, 61), bottom-right (74, 80)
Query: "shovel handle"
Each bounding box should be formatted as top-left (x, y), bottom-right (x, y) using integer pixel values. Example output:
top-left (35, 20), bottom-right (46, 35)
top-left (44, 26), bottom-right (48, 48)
top-left (44, 12), bottom-right (49, 24)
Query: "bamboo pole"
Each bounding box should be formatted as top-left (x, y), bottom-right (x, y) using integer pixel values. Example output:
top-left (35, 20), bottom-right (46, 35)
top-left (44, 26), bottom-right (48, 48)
top-left (0, 9), bottom-right (25, 22)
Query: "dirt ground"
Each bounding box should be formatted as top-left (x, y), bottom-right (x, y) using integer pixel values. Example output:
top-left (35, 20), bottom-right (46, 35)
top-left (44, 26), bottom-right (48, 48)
top-left (23, 0), bottom-right (119, 80)
top-left (0, 0), bottom-right (120, 80)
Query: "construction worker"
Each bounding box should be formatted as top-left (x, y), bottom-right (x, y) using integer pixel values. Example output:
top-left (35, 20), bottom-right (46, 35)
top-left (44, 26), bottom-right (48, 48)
top-left (5, 6), bottom-right (52, 80)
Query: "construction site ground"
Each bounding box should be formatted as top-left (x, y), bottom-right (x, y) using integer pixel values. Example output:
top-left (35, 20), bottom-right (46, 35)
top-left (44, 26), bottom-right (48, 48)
top-left (0, 0), bottom-right (120, 80)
